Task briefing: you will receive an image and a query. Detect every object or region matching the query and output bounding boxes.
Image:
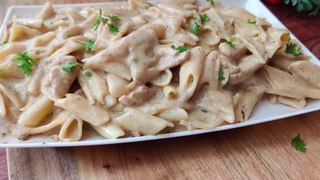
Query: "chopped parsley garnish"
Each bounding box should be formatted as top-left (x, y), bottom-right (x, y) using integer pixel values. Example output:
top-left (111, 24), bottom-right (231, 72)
top-left (13, 52), bottom-right (36, 74)
top-left (107, 23), bottom-right (119, 34)
top-left (0, 41), bottom-right (8, 46)
top-left (66, 32), bottom-right (72, 38)
top-left (207, 0), bottom-right (214, 5)
top-left (226, 36), bottom-right (237, 49)
top-left (189, 22), bottom-right (200, 35)
top-left (108, 15), bottom-right (120, 24)
top-left (248, 19), bottom-right (257, 24)
top-left (286, 42), bottom-right (303, 56)
top-left (219, 66), bottom-right (225, 81)
top-left (92, 9), bottom-right (104, 30)
top-left (75, 39), bottom-right (95, 53)
top-left (146, 2), bottom-right (153, 7)
top-left (62, 61), bottom-right (82, 73)
top-left (171, 45), bottom-right (188, 53)
top-left (200, 13), bottom-right (210, 25)
top-left (92, 9), bottom-right (120, 34)
top-left (84, 70), bottom-right (93, 77)
top-left (291, 133), bottom-right (306, 153)
top-left (0, 69), bottom-right (4, 76)
top-left (189, 14), bottom-right (209, 35)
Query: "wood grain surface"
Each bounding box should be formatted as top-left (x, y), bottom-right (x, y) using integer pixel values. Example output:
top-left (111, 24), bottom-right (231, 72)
top-left (1, 1), bottom-right (320, 180)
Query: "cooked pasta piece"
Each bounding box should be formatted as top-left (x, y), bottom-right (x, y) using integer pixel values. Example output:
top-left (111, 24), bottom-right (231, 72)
top-left (115, 109), bottom-right (173, 135)
top-left (54, 94), bottom-right (110, 126)
top-left (18, 95), bottom-right (54, 126)
top-left (91, 123), bottom-right (125, 139)
top-left (157, 107), bottom-right (188, 122)
top-left (59, 117), bottom-right (83, 142)
top-left (178, 47), bottom-right (205, 101)
top-left (78, 70), bottom-right (108, 105)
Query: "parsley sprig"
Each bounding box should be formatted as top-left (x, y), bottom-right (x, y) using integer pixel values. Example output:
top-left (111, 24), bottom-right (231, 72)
top-left (291, 133), bottom-right (306, 153)
top-left (219, 66), bottom-right (225, 81)
top-left (206, 0), bottom-right (214, 5)
top-left (75, 39), bottom-right (95, 53)
top-left (171, 45), bottom-right (188, 53)
top-left (286, 42), bottom-right (303, 56)
top-left (13, 52), bottom-right (36, 74)
top-left (146, 2), bottom-right (153, 7)
top-left (189, 14), bottom-right (210, 35)
top-left (248, 19), bottom-right (257, 24)
top-left (92, 9), bottom-right (121, 34)
top-left (226, 36), bottom-right (237, 49)
top-left (62, 61), bottom-right (82, 73)
top-left (84, 70), bottom-right (93, 77)
top-left (0, 41), bottom-right (8, 46)
top-left (66, 32), bottom-right (72, 38)
top-left (284, 0), bottom-right (320, 16)
top-left (189, 21), bottom-right (200, 35)
top-left (200, 14), bottom-right (210, 25)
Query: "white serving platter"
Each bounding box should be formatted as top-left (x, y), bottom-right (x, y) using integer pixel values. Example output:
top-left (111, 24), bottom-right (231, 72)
top-left (0, 0), bottom-right (319, 148)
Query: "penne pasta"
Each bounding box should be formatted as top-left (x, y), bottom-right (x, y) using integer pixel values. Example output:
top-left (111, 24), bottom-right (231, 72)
top-left (115, 109), bottom-right (173, 135)
top-left (18, 95), bottom-right (54, 126)
top-left (54, 94), bottom-right (110, 126)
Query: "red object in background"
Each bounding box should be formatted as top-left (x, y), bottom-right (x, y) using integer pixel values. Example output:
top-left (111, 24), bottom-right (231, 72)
top-left (264, 0), bottom-right (283, 5)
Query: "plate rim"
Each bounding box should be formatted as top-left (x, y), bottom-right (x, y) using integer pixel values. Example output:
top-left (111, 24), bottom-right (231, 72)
top-left (0, 0), bottom-right (319, 148)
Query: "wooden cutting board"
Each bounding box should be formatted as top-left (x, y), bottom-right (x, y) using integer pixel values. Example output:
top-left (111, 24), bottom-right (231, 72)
top-left (5, 1), bottom-right (320, 179)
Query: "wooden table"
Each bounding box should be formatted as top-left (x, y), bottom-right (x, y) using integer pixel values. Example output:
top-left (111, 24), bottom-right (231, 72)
top-left (1, 1), bottom-right (320, 179)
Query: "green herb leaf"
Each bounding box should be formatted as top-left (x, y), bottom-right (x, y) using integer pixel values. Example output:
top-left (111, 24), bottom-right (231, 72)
top-left (0, 69), bottom-right (4, 76)
top-left (92, 9), bottom-right (121, 34)
top-left (171, 45), bottom-right (188, 53)
top-left (309, 5), bottom-right (320, 15)
top-left (66, 32), bottom-right (72, 38)
top-left (248, 19), bottom-right (256, 24)
top-left (85, 39), bottom-right (95, 53)
top-left (206, 0), bottom-right (214, 5)
top-left (107, 23), bottom-right (119, 34)
top-left (291, 133), bottom-right (306, 153)
top-left (226, 36), bottom-right (236, 49)
top-left (286, 42), bottom-right (303, 56)
top-left (189, 22), bottom-right (200, 35)
top-left (146, 2), bottom-right (154, 7)
top-left (76, 39), bottom-right (95, 53)
top-left (284, 0), bottom-right (319, 16)
top-left (92, 9), bottom-right (103, 30)
top-left (13, 52), bottom-right (36, 74)
top-left (108, 15), bottom-right (120, 24)
top-left (219, 66), bottom-right (225, 81)
top-left (200, 13), bottom-right (210, 25)
top-left (84, 70), bottom-right (93, 77)
top-left (62, 61), bottom-right (82, 73)
top-left (0, 41), bottom-right (8, 46)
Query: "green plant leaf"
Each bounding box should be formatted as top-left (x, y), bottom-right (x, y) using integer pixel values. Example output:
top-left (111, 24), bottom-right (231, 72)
top-left (291, 134), bottom-right (306, 153)
top-left (189, 22), bottom-right (200, 35)
top-left (311, 0), bottom-right (320, 5)
top-left (13, 52), bottom-right (36, 74)
top-left (62, 61), bottom-right (82, 73)
top-left (171, 45), bottom-right (188, 53)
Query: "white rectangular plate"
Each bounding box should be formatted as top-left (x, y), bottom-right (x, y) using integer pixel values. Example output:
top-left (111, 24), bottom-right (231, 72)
top-left (0, 0), bottom-right (319, 148)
